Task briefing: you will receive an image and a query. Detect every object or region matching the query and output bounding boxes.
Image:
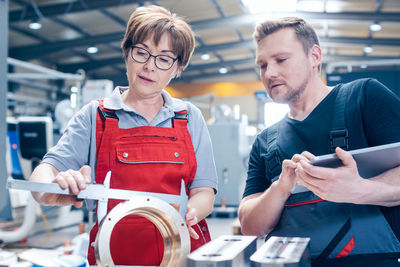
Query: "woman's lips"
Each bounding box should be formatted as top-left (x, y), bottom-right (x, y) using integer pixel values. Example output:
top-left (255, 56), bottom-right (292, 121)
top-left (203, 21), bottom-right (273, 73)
top-left (139, 75), bottom-right (154, 82)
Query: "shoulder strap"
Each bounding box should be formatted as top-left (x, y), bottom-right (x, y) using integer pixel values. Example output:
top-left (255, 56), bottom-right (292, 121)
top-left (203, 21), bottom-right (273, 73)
top-left (265, 122), bottom-right (282, 181)
top-left (330, 84), bottom-right (350, 153)
top-left (172, 110), bottom-right (188, 128)
top-left (96, 99), bottom-right (118, 152)
top-left (97, 100), bottom-right (119, 121)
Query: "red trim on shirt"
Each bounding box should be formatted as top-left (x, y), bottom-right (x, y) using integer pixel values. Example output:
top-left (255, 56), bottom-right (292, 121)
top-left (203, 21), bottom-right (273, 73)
top-left (336, 237), bottom-right (355, 258)
top-left (284, 198), bottom-right (325, 207)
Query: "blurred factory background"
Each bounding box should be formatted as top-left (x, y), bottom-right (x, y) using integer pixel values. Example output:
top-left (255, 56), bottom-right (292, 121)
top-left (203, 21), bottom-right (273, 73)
top-left (1, 0), bottom-right (400, 265)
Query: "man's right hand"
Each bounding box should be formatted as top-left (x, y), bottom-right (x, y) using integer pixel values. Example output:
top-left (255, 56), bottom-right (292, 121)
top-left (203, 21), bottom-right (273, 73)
top-left (276, 152), bottom-right (315, 194)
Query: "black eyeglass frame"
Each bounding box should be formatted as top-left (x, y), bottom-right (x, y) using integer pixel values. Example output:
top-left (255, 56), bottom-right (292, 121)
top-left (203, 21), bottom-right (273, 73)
top-left (130, 45), bottom-right (178, 70)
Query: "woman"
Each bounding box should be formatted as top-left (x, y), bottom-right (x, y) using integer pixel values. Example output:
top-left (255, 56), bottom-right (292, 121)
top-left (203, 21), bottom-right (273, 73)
top-left (29, 5), bottom-right (217, 265)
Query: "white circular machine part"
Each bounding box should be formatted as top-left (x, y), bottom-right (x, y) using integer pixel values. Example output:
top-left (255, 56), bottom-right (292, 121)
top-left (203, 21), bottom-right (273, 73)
top-left (94, 196), bottom-right (190, 267)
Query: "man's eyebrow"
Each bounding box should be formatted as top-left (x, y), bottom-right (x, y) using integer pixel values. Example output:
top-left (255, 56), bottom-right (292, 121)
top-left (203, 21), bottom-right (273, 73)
top-left (255, 59), bottom-right (264, 65)
top-left (271, 52), bottom-right (290, 57)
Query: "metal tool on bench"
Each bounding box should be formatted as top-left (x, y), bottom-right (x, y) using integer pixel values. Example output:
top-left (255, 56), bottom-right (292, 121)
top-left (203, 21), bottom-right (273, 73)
top-left (250, 236), bottom-right (311, 267)
top-left (7, 171), bottom-right (190, 267)
top-left (187, 235), bottom-right (257, 266)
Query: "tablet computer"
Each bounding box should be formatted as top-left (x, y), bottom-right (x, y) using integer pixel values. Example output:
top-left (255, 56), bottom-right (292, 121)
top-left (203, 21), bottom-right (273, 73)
top-left (311, 142), bottom-right (400, 178)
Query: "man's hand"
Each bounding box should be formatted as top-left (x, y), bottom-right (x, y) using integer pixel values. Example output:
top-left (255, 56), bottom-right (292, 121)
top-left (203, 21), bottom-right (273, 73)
top-left (296, 147), bottom-right (365, 203)
top-left (41, 165), bottom-right (91, 208)
top-left (277, 152), bottom-right (315, 194)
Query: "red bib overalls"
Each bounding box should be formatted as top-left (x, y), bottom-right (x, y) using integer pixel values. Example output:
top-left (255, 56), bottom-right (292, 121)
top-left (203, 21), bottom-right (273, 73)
top-left (87, 101), bottom-right (211, 265)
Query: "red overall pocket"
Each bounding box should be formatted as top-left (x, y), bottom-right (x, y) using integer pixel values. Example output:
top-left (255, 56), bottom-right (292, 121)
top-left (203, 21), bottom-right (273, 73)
top-left (112, 140), bottom-right (187, 194)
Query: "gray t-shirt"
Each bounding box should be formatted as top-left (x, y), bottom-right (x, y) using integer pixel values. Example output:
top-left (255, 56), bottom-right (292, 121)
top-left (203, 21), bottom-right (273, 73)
top-left (43, 87), bottom-right (218, 209)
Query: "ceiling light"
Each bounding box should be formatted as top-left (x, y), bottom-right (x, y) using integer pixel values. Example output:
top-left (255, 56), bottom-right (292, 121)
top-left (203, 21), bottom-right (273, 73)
top-left (360, 65), bottom-right (368, 69)
top-left (241, 0), bottom-right (297, 14)
top-left (297, 0), bottom-right (324, 12)
top-left (29, 20), bottom-right (42, 30)
top-left (136, 3), bottom-right (146, 11)
top-left (369, 23), bottom-right (382, 32)
top-left (87, 46), bottom-right (98, 54)
top-left (219, 67), bottom-right (228, 74)
top-left (363, 46), bottom-right (373, 54)
top-left (201, 54), bottom-right (210, 61)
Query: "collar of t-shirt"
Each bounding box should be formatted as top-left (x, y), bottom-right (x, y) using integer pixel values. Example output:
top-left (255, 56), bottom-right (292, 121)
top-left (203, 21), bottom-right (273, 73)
top-left (102, 86), bottom-right (187, 116)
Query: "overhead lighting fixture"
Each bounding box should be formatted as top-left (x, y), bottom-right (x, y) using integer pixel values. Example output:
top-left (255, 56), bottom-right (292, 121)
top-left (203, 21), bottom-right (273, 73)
top-left (241, 0), bottom-right (297, 14)
top-left (363, 46), bottom-right (373, 54)
top-left (201, 54), bottom-right (210, 61)
top-left (29, 20), bottom-right (42, 30)
top-left (219, 67), bottom-right (228, 74)
top-left (360, 65), bottom-right (368, 69)
top-left (297, 0), bottom-right (324, 12)
top-left (136, 3), bottom-right (146, 11)
top-left (369, 23), bottom-right (382, 32)
top-left (87, 46), bottom-right (98, 54)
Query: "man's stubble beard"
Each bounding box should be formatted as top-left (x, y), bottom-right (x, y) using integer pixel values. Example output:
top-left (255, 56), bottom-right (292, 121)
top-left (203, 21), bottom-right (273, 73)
top-left (276, 71), bottom-right (311, 104)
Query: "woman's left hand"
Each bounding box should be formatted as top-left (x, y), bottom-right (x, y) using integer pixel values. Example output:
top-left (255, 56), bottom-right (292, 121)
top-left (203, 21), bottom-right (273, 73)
top-left (171, 204), bottom-right (199, 239)
top-left (186, 206), bottom-right (199, 239)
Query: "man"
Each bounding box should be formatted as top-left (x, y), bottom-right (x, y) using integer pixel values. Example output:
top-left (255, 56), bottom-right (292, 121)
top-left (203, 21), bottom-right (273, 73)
top-left (238, 17), bottom-right (400, 266)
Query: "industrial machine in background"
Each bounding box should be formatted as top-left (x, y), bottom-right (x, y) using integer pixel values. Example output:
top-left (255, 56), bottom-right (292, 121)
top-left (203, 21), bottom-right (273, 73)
top-left (207, 104), bottom-right (252, 216)
top-left (54, 79), bottom-right (113, 134)
top-left (0, 116), bottom-right (84, 244)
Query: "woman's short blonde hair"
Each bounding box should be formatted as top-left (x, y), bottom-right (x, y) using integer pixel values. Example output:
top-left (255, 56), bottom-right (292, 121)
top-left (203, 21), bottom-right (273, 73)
top-left (121, 5), bottom-right (195, 75)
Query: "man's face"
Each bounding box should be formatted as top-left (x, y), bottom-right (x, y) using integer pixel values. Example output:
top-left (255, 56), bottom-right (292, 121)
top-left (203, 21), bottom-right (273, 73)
top-left (255, 28), bottom-right (314, 104)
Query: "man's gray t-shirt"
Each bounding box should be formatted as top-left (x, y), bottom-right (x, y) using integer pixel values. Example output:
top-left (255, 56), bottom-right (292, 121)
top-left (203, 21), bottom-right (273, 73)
top-left (43, 87), bottom-right (218, 209)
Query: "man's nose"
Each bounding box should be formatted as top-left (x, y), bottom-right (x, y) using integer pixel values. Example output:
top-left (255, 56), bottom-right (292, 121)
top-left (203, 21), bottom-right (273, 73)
top-left (264, 65), bottom-right (278, 79)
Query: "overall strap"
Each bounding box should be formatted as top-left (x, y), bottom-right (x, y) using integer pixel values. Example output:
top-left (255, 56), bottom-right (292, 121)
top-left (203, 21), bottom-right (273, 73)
top-left (330, 84), bottom-right (350, 153)
top-left (265, 122), bottom-right (282, 181)
top-left (172, 110), bottom-right (188, 129)
top-left (97, 99), bottom-right (119, 120)
top-left (96, 100), bottom-right (119, 152)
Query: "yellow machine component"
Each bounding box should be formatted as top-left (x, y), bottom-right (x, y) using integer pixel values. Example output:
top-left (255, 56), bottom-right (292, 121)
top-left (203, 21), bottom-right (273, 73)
top-left (166, 81), bottom-right (265, 98)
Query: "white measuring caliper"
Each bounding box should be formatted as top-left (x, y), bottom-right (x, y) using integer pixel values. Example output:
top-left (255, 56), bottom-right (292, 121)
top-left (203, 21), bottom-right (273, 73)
top-left (7, 171), bottom-right (191, 267)
top-left (7, 171), bottom-right (188, 222)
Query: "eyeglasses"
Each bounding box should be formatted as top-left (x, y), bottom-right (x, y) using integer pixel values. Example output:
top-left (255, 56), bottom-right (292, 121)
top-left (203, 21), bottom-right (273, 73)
top-left (130, 45), bottom-right (178, 70)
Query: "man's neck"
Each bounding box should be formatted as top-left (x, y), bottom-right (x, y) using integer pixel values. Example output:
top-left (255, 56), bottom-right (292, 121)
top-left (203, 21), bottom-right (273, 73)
top-left (288, 79), bottom-right (332, 121)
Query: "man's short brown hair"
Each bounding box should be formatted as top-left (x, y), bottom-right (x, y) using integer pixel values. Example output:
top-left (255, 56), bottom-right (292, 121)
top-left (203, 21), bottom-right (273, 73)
top-left (121, 5), bottom-right (195, 75)
top-left (253, 17), bottom-right (319, 55)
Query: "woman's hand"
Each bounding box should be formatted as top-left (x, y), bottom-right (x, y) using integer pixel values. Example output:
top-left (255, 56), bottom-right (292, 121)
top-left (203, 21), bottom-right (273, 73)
top-left (170, 204), bottom-right (199, 239)
top-left (40, 165), bottom-right (91, 208)
top-left (185, 206), bottom-right (199, 239)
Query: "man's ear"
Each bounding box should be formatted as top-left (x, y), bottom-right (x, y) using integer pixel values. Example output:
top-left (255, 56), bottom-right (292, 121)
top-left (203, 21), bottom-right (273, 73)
top-left (309, 44), bottom-right (322, 69)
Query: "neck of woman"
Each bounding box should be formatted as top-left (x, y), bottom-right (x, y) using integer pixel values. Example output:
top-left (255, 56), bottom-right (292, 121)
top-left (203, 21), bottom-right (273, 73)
top-left (122, 90), bottom-right (164, 123)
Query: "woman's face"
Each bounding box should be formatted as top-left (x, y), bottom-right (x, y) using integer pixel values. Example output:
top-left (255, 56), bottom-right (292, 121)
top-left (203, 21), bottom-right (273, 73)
top-left (125, 32), bottom-right (180, 99)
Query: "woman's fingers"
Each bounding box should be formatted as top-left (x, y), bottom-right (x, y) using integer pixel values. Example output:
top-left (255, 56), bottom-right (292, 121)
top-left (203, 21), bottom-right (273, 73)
top-left (188, 224), bottom-right (199, 239)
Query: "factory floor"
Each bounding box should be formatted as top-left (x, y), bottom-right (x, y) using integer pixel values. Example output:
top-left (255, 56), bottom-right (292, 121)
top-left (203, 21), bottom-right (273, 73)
top-left (0, 215), bottom-right (242, 266)
top-left (39, 216), bottom-right (239, 246)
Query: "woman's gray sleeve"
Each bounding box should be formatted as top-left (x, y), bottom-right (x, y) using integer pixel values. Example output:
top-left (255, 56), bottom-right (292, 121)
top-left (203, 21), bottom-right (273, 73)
top-left (187, 103), bottom-right (218, 193)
